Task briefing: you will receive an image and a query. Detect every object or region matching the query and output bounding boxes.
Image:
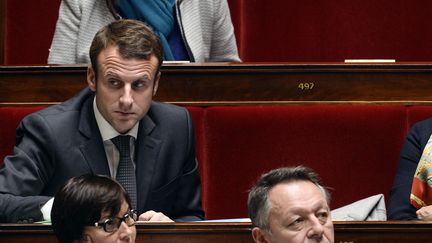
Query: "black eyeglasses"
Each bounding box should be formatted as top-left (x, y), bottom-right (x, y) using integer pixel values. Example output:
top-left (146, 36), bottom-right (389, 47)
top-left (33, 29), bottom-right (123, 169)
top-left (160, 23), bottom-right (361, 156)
top-left (94, 209), bottom-right (138, 233)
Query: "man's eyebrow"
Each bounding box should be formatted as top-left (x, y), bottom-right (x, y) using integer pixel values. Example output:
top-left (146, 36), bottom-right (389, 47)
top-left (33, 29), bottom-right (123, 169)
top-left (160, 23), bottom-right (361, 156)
top-left (312, 200), bottom-right (329, 211)
top-left (104, 71), bottom-right (120, 79)
top-left (287, 201), bottom-right (329, 214)
top-left (136, 75), bottom-right (152, 82)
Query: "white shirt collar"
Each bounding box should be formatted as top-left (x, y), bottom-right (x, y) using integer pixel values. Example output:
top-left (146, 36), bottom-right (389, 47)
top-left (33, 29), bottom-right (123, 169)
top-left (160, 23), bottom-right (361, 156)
top-left (93, 97), bottom-right (139, 141)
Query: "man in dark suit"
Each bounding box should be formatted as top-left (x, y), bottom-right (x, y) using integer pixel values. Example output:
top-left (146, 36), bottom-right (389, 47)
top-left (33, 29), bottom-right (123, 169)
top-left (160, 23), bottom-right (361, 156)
top-left (0, 19), bottom-right (204, 223)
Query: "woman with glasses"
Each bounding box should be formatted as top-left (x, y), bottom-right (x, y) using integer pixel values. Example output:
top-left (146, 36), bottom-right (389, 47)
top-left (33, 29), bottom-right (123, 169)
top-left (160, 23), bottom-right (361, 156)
top-left (51, 174), bottom-right (137, 243)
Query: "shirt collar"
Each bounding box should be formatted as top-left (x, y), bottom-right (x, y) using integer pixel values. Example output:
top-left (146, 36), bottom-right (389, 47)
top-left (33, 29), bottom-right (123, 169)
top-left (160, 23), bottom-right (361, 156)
top-left (93, 97), bottom-right (139, 141)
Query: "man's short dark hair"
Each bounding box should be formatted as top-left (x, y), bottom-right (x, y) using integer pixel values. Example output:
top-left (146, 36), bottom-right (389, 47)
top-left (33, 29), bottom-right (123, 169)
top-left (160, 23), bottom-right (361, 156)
top-left (89, 19), bottom-right (164, 80)
top-left (51, 174), bottom-right (132, 243)
top-left (248, 166), bottom-right (330, 229)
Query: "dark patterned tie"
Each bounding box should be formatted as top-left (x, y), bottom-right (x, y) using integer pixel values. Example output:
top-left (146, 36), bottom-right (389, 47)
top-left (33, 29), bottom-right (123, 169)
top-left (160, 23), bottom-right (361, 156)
top-left (111, 135), bottom-right (137, 209)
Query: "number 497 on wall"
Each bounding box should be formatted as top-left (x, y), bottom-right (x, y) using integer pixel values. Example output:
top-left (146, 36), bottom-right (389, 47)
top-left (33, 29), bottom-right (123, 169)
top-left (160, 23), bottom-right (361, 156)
top-left (297, 82), bottom-right (315, 90)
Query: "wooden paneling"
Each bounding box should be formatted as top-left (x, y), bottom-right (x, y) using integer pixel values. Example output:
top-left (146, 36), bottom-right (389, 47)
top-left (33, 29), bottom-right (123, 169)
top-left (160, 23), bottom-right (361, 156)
top-left (1, 221), bottom-right (432, 243)
top-left (2, 63), bottom-right (432, 106)
top-left (0, 0), bottom-right (5, 64)
top-left (334, 221), bottom-right (432, 242)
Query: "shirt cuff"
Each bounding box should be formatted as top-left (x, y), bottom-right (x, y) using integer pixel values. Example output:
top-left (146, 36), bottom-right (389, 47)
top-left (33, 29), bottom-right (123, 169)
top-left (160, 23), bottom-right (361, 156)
top-left (41, 197), bottom-right (54, 221)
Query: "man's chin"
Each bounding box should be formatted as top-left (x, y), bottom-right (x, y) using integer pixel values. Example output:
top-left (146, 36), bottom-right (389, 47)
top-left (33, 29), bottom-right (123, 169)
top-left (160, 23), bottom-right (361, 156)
top-left (113, 123), bottom-right (134, 134)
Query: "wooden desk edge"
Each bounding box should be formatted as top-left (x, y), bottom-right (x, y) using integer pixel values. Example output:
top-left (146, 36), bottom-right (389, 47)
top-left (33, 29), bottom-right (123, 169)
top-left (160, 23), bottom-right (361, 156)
top-left (1, 220), bottom-right (431, 231)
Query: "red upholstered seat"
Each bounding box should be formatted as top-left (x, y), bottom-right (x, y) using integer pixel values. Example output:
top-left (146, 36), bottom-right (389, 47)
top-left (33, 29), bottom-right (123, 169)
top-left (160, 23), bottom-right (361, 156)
top-left (202, 105), bottom-right (407, 219)
top-left (0, 106), bottom-right (45, 163)
top-left (227, 0), bottom-right (432, 62)
top-left (407, 106), bottom-right (432, 129)
top-left (5, 0), bottom-right (432, 64)
top-left (184, 107), bottom-right (207, 211)
top-left (1, 104), bottom-right (427, 220)
top-left (3, 0), bottom-right (60, 64)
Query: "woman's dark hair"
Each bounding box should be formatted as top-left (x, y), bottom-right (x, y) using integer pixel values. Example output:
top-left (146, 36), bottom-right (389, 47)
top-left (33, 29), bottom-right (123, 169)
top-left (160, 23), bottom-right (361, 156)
top-left (51, 174), bottom-right (131, 243)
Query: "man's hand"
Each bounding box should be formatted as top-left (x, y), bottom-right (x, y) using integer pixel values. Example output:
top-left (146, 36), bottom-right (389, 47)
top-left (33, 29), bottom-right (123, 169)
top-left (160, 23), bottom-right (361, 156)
top-left (138, 210), bottom-right (174, 222)
top-left (416, 205), bottom-right (432, 220)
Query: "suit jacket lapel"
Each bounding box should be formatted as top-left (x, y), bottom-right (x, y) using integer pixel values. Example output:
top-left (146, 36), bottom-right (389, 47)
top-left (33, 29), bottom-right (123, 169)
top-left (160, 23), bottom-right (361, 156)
top-left (78, 95), bottom-right (111, 176)
top-left (135, 115), bottom-right (162, 212)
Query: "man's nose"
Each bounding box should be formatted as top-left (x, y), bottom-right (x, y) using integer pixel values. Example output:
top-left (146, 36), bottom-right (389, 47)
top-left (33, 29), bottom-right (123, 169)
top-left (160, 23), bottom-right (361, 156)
top-left (306, 216), bottom-right (325, 239)
top-left (119, 86), bottom-right (133, 108)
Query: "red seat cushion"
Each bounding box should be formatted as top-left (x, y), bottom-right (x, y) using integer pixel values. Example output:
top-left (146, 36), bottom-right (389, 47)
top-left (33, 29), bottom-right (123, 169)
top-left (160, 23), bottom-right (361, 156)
top-left (185, 106), bottom-right (207, 211)
top-left (407, 106), bottom-right (432, 129)
top-left (4, 0), bottom-right (59, 64)
top-left (0, 106), bottom-right (45, 163)
top-left (202, 105), bottom-right (407, 219)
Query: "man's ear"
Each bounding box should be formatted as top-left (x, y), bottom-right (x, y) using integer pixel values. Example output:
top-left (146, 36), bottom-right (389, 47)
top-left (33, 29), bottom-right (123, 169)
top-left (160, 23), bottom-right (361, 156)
top-left (87, 65), bottom-right (96, 91)
top-left (152, 71), bottom-right (160, 96)
top-left (252, 227), bottom-right (269, 243)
